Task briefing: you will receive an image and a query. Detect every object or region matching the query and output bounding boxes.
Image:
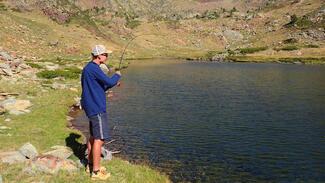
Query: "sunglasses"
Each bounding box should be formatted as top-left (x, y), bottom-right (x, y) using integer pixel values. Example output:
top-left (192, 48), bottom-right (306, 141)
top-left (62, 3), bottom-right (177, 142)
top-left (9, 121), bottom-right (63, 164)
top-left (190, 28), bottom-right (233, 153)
top-left (101, 53), bottom-right (108, 57)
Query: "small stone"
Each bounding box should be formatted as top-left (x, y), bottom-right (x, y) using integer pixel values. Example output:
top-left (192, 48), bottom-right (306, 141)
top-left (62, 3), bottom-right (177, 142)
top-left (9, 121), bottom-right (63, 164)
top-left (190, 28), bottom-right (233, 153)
top-left (4, 118), bottom-right (11, 122)
top-left (48, 40), bottom-right (59, 47)
top-left (18, 142), bottom-right (38, 159)
top-left (0, 151), bottom-right (27, 164)
top-left (69, 88), bottom-right (78, 92)
top-left (0, 126), bottom-right (11, 130)
top-left (45, 64), bottom-right (59, 71)
top-left (101, 147), bottom-right (112, 161)
top-left (51, 83), bottom-right (66, 90)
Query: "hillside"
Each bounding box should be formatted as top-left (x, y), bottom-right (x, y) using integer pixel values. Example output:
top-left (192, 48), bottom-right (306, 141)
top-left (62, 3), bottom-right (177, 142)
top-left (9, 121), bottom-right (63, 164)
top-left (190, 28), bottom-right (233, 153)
top-left (0, 0), bottom-right (324, 64)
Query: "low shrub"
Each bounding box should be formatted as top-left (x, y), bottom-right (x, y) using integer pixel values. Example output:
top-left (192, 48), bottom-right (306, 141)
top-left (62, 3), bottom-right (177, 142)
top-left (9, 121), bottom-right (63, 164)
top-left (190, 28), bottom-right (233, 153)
top-left (304, 44), bottom-right (320, 48)
top-left (238, 47), bottom-right (268, 54)
top-left (283, 38), bottom-right (298, 44)
top-left (37, 67), bottom-right (81, 79)
top-left (278, 45), bottom-right (299, 51)
top-left (26, 62), bottom-right (43, 69)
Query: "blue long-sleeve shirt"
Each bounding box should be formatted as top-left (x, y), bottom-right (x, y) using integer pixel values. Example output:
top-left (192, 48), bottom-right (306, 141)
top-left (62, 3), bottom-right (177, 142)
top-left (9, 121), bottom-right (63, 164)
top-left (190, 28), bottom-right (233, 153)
top-left (81, 61), bottom-right (121, 117)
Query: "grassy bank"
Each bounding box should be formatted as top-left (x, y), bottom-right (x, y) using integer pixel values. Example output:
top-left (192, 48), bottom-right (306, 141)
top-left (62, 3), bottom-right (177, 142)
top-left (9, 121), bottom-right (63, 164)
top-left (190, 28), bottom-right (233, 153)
top-left (0, 79), bottom-right (170, 182)
top-left (226, 56), bottom-right (325, 64)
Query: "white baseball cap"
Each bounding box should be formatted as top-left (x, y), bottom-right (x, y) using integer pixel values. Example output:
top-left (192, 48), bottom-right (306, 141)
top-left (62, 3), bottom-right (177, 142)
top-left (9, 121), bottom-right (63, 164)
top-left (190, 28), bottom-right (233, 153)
top-left (91, 45), bottom-right (112, 56)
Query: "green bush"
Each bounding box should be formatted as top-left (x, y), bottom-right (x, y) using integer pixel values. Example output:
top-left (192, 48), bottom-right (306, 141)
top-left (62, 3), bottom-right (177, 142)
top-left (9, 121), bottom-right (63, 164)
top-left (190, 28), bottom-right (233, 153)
top-left (126, 19), bottom-right (141, 29)
top-left (238, 47), bottom-right (268, 54)
top-left (203, 51), bottom-right (221, 60)
top-left (296, 16), bottom-right (313, 28)
top-left (26, 62), bottom-right (43, 69)
top-left (198, 10), bottom-right (220, 19)
top-left (0, 3), bottom-right (7, 11)
top-left (304, 44), bottom-right (320, 48)
top-left (283, 38), bottom-right (298, 44)
top-left (37, 67), bottom-right (81, 79)
top-left (279, 45), bottom-right (299, 51)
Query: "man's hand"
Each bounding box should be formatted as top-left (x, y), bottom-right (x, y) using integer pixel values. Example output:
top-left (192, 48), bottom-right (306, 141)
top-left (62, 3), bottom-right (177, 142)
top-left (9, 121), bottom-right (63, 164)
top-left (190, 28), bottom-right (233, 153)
top-left (116, 71), bottom-right (121, 76)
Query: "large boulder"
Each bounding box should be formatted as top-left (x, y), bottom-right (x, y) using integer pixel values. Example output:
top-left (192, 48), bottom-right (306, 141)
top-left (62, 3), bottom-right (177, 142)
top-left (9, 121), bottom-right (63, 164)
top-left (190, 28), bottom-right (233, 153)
top-left (0, 151), bottom-right (27, 164)
top-left (43, 146), bottom-right (73, 159)
top-left (18, 142), bottom-right (38, 159)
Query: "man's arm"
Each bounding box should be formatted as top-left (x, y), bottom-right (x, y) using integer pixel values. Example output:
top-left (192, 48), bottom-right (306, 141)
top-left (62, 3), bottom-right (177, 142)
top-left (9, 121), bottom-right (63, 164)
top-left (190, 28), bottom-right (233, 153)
top-left (93, 69), bottom-right (121, 90)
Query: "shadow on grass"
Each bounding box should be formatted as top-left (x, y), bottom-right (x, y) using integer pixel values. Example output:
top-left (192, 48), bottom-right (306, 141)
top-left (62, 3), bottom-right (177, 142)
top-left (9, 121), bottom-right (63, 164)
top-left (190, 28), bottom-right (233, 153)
top-left (65, 133), bottom-right (87, 162)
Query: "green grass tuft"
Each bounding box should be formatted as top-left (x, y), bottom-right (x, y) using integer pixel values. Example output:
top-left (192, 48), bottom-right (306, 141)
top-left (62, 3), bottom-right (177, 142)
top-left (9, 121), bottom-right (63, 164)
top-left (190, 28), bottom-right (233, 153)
top-left (36, 67), bottom-right (81, 79)
top-left (26, 62), bottom-right (43, 69)
top-left (238, 47), bottom-right (268, 54)
top-left (276, 45), bottom-right (299, 51)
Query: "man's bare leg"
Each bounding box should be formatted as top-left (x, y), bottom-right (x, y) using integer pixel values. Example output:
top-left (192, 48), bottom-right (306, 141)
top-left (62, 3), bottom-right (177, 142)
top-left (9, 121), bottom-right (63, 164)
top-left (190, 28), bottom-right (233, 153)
top-left (92, 139), bottom-right (104, 172)
top-left (87, 136), bottom-right (94, 165)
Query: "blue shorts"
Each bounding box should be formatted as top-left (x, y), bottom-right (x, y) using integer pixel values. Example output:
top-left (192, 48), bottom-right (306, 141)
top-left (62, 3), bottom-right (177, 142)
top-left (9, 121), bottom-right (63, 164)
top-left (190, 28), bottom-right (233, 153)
top-left (88, 113), bottom-right (110, 141)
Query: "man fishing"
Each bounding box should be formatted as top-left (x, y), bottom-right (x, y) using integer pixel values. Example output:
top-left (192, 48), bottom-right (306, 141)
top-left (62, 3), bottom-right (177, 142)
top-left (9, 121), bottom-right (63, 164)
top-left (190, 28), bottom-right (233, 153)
top-left (81, 45), bottom-right (121, 180)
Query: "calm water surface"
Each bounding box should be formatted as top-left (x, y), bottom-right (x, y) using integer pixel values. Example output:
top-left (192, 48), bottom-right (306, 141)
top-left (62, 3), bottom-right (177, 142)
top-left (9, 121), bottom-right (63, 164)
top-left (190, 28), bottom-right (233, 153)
top-left (74, 60), bottom-right (325, 183)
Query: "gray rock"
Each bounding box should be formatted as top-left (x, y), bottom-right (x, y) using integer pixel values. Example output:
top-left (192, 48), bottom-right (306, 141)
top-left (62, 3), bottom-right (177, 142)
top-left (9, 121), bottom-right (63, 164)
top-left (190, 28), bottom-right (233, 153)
top-left (18, 142), bottom-right (38, 159)
top-left (27, 155), bottom-right (79, 174)
top-left (211, 52), bottom-right (229, 62)
top-left (0, 151), bottom-right (27, 164)
top-left (51, 83), bottom-right (67, 90)
top-left (0, 51), bottom-right (13, 61)
top-left (1, 68), bottom-right (13, 76)
top-left (49, 40), bottom-right (59, 47)
top-left (18, 63), bottom-right (31, 69)
top-left (45, 64), bottom-right (59, 71)
top-left (8, 109), bottom-right (25, 115)
top-left (28, 155), bottom-right (62, 174)
top-left (101, 147), bottom-right (112, 161)
top-left (223, 30), bottom-right (244, 42)
top-left (1, 99), bottom-right (32, 112)
top-left (0, 63), bottom-right (10, 69)
top-left (44, 146), bottom-right (73, 159)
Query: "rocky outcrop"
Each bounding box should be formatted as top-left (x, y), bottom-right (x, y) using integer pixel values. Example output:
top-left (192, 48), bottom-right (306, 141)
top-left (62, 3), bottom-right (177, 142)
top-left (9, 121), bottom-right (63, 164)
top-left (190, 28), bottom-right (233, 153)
top-left (1, 143), bottom-right (79, 175)
top-left (223, 30), bottom-right (244, 42)
top-left (0, 49), bottom-right (35, 79)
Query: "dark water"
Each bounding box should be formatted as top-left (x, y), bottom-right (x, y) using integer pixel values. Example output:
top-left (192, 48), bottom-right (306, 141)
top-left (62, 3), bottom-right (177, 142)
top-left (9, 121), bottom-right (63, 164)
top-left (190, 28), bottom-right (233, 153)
top-left (74, 60), bottom-right (325, 183)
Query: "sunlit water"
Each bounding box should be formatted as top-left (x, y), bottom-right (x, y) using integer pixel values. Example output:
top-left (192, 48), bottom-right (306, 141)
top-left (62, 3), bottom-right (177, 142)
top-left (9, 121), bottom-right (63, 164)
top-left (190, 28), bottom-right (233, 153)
top-left (73, 60), bottom-right (325, 182)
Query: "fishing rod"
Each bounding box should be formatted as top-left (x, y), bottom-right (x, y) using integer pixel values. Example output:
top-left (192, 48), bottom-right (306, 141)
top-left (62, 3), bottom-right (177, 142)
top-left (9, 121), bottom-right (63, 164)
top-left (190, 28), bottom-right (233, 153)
top-left (117, 33), bottom-right (165, 70)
